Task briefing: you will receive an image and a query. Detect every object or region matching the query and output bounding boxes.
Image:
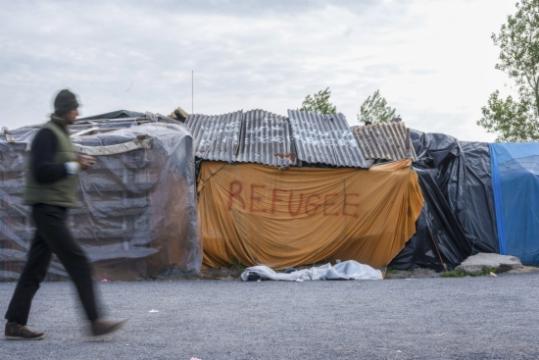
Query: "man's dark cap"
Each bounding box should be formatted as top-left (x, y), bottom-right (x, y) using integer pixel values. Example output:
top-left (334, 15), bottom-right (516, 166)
top-left (54, 89), bottom-right (79, 116)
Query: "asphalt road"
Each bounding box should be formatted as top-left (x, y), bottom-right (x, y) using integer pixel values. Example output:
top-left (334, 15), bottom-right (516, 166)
top-left (1, 272), bottom-right (539, 360)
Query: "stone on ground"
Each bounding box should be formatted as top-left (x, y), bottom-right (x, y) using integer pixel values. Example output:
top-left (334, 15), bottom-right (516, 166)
top-left (456, 253), bottom-right (522, 273)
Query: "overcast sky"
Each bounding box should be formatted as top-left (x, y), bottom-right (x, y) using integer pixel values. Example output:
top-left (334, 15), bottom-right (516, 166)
top-left (0, 0), bottom-right (517, 141)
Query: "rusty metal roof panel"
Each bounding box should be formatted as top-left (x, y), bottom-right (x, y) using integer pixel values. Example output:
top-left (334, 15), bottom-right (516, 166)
top-left (236, 109), bottom-right (297, 167)
top-left (287, 110), bottom-right (371, 168)
top-left (352, 122), bottom-right (417, 161)
top-left (185, 111), bottom-right (243, 162)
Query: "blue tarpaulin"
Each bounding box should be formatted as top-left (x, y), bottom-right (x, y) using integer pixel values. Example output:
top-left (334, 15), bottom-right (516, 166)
top-left (490, 143), bottom-right (539, 265)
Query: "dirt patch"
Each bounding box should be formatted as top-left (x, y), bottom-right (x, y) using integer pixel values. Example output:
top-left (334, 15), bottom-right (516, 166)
top-left (199, 266), bottom-right (244, 280)
top-left (384, 267), bottom-right (441, 279)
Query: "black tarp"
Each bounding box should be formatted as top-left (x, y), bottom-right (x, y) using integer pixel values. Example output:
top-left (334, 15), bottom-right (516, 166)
top-left (391, 169), bottom-right (470, 270)
top-left (390, 130), bottom-right (498, 270)
top-left (455, 141), bottom-right (498, 253)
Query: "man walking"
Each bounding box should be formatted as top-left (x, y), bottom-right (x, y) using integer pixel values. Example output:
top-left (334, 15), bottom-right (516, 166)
top-left (4, 89), bottom-right (125, 340)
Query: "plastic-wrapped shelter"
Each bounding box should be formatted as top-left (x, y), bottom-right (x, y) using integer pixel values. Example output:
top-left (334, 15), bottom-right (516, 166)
top-left (0, 112), bottom-right (200, 280)
top-left (390, 131), bottom-right (498, 270)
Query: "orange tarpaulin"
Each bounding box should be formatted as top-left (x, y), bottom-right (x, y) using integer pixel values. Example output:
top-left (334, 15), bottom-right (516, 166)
top-left (198, 160), bottom-right (424, 269)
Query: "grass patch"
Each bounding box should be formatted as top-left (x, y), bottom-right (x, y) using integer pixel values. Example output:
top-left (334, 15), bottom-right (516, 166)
top-left (385, 267), bottom-right (399, 274)
top-left (441, 266), bottom-right (498, 278)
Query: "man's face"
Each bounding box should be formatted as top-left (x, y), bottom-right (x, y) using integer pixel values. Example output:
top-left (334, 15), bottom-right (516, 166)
top-left (65, 109), bottom-right (79, 124)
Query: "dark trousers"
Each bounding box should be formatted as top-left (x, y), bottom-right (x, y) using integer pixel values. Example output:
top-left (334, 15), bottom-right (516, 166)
top-left (5, 204), bottom-right (99, 325)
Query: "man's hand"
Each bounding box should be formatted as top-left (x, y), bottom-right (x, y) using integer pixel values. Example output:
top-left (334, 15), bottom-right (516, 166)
top-left (77, 154), bottom-right (96, 170)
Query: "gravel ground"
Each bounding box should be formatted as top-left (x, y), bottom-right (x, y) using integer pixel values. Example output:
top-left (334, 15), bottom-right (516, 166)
top-left (1, 272), bottom-right (539, 360)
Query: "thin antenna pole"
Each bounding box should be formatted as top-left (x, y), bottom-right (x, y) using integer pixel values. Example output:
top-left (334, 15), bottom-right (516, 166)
top-left (191, 70), bottom-right (194, 114)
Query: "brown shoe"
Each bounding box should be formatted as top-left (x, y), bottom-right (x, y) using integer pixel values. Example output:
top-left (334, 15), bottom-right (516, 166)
top-left (5, 322), bottom-right (45, 340)
top-left (90, 319), bottom-right (127, 336)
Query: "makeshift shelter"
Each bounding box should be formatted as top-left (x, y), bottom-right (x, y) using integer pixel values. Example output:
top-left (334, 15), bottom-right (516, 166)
top-left (3, 106), bottom-right (512, 275)
top-left (187, 109), bottom-right (423, 270)
top-left (490, 143), bottom-right (539, 265)
top-left (0, 112), bottom-right (200, 280)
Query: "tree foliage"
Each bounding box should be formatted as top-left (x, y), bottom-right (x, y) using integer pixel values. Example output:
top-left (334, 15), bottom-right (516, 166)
top-left (478, 0), bottom-right (539, 141)
top-left (300, 87), bottom-right (337, 115)
top-left (358, 90), bottom-right (397, 124)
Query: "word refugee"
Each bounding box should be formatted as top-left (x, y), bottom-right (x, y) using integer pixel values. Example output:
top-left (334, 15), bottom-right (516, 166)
top-left (227, 181), bottom-right (361, 217)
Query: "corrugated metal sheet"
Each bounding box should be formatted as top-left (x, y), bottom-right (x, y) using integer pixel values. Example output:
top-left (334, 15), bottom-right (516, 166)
top-left (236, 109), bottom-right (297, 167)
top-left (352, 122), bottom-right (417, 161)
top-left (287, 110), bottom-right (371, 168)
top-left (185, 111), bottom-right (243, 162)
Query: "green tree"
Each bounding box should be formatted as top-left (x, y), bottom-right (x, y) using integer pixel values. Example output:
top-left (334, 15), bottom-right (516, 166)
top-left (478, 0), bottom-right (539, 141)
top-left (300, 87), bottom-right (337, 115)
top-left (358, 89), bottom-right (398, 124)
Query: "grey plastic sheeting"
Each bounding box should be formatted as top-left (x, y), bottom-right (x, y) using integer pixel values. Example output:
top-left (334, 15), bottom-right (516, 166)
top-left (288, 110), bottom-right (372, 168)
top-left (0, 122), bottom-right (200, 280)
top-left (236, 109), bottom-right (297, 167)
top-left (78, 110), bottom-right (145, 120)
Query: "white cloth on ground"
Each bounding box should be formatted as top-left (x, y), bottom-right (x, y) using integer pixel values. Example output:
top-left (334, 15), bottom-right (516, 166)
top-left (240, 260), bottom-right (383, 281)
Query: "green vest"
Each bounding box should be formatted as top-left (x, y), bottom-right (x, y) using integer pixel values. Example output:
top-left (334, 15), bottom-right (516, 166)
top-left (24, 120), bottom-right (79, 208)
